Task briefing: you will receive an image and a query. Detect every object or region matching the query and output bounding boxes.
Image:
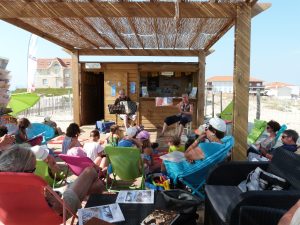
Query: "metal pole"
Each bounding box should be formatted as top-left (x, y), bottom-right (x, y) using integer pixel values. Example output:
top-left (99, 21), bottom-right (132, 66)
top-left (220, 91), bottom-right (223, 114)
top-left (212, 92), bottom-right (215, 117)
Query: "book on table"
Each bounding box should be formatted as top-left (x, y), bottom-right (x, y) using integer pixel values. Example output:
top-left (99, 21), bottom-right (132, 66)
top-left (78, 203), bottom-right (124, 225)
top-left (116, 190), bottom-right (154, 204)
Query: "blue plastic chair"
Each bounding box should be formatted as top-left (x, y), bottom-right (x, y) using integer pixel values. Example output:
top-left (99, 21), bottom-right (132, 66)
top-left (274, 124), bottom-right (287, 144)
top-left (164, 136), bottom-right (234, 199)
top-left (26, 123), bottom-right (55, 145)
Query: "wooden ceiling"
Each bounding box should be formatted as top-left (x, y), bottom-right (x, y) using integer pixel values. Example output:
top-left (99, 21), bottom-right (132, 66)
top-left (0, 0), bottom-right (270, 56)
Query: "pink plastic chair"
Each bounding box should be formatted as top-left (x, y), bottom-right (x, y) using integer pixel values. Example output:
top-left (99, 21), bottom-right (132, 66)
top-left (59, 154), bottom-right (95, 176)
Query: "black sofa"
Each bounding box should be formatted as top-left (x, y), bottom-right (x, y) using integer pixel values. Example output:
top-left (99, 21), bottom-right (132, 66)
top-left (204, 148), bottom-right (300, 225)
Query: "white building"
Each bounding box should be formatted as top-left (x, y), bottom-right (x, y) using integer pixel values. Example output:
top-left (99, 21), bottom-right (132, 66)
top-left (265, 82), bottom-right (300, 99)
top-left (35, 58), bottom-right (72, 88)
top-left (206, 76), bottom-right (264, 94)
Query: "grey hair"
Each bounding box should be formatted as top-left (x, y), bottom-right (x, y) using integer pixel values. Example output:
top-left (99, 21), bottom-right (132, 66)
top-left (0, 145), bottom-right (36, 172)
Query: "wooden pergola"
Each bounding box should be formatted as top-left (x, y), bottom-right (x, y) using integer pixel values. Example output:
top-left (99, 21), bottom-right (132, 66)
top-left (0, 0), bottom-right (270, 160)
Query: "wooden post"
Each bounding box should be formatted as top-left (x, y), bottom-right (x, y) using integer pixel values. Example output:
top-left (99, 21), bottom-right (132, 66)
top-left (197, 51), bottom-right (205, 126)
top-left (71, 50), bottom-right (81, 125)
top-left (256, 89), bottom-right (261, 119)
top-left (232, 3), bottom-right (251, 160)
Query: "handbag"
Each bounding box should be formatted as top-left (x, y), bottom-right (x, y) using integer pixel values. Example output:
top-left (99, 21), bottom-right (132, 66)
top-left (245, 167), bottom-right (289, 191)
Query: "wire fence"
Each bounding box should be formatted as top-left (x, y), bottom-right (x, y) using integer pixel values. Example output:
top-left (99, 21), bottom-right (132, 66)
top-left (20, 95), bottom-right (73, 118)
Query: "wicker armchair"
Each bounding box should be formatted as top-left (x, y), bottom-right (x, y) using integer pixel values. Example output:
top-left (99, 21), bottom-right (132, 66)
top-left (204, 148), bottom-right (300, 225)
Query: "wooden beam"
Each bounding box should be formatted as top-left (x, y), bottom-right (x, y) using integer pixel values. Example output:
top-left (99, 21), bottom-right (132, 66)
top-left (2, 18), bottom-right (73, 50)
top-left (197, 51), bottom-right (205, 126)
top-left (204, 19), bottom-right (234, 52)
top-left (232, 3), bottom-right (251, 160)
top-left (128, 18), bottom-right (144, 49)
top-left (54, 19), bottom-right (98, 48)
top-left (103, 17), bottom-right (130, 49)
top-left (0, 2), bottom-right (237, 19)
top-left (78, 48), bottom-right (200, 56)
top-left (71, 50), bottom-right (81, 125)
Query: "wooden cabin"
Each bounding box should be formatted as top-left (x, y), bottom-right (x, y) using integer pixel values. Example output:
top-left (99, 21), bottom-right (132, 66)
top-left (80, 62), bottom-right (199, 128)
top-left (0, 0), bottom-right (271, 160)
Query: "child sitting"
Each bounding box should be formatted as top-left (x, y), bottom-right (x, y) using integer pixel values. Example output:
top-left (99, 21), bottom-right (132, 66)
top-left (136, 130), bottom-right (153, 174)
top-left (168, 136), bottom-right (185, 153)
top-left (106, 125), bottom-right (120, 147)
top-left (84, 129), bottom-right (107, 169)
top-left (118, 127), bottom-right (141, 148)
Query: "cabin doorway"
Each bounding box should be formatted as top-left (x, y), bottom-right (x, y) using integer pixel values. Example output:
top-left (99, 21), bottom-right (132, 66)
top-left (80, 71), bottom-right (104, 125)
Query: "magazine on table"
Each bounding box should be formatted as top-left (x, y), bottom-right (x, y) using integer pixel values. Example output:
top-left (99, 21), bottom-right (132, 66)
top-left (159, 151), bottom-right (185, 163)
top-left (78, 203), bottom-right (125, 225)
top-left (116, 190), bottom-right (154, 204)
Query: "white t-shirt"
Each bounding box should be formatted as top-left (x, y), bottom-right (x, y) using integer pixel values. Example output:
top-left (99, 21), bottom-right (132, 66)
top-left (83, 142), bottom-right (103, 161)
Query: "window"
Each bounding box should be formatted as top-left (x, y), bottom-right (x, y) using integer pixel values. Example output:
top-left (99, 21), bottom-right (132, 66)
top-left (42, 79), bottom-right (48, 85)
top-left (53, 64), bottom-right (60, 74)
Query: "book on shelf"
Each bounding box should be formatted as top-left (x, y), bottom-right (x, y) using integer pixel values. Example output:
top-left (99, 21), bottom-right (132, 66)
top-left (78, 203), bottom-right (125, 225)
top-left (116, 190), bottom-right (154, 204)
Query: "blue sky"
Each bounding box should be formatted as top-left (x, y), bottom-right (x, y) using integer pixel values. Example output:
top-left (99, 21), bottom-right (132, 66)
top-left (0, 1), bottom-right (299, 90)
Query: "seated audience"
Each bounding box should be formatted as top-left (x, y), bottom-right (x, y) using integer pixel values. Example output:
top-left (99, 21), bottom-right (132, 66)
top-left (114, 89), bottom-right (137, 129)
top-left (15, 117), bottom-right (31, 144)
top-left (43, 116), bottom-right (63, 135)
top-left (31, 145), bottom-right (62, 177)
top-left (118, 127), bottom-right (141, 148)
top-left (0, 125), bottom-right (15, 152)
top-left (278, 199), bottom-right (300, 225)
top-left (0, 145), bottom-right (104, 216)
top-left (184, 117), bottom-right (226, 163)
top-left (106, 125), bottom-right (120, 147)
top-left (160, 93), bottom-right (193, 137)
top-left (62, 123), bottom-right (82, 154)
top-left (248, 120), bottom-right (281, 155)
top-left (265, 129), bottom-right (299, 160)
top-left (168, 136), bottom-right (185, 153)
top-left (84, 129), bottom-right (107, 169)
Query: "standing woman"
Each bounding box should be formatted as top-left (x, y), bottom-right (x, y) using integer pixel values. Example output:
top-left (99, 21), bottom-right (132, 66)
top-left (62, 123), bottom-right (82, 154)
top-left (160, 93), bottom-right (193, 137)
top-left (15, 118), bottom-right (31, 144)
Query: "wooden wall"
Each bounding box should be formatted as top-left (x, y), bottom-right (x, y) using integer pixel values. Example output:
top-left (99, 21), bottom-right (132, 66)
top-left (104, 64), bottom-right (139, 125)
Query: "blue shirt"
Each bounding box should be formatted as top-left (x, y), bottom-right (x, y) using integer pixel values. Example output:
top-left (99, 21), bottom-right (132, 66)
top-left (118, 139), bottom-right (135, 147)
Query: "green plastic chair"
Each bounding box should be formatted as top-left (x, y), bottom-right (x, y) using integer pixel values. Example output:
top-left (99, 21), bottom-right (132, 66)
top-left (34, 160), bottom-right (67, 188)
top-left (104, 146), bottom-right (145, 191)
top-left (220, 100), bottom-right (233, 122)
top-left (247, 119), bottom-right (267, 145)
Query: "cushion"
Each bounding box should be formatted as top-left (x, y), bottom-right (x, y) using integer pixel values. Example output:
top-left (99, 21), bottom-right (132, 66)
top-left (205, 185), bottom-right (242, 222)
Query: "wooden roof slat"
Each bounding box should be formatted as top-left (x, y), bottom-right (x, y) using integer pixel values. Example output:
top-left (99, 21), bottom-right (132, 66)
top-left (54, 18), bottom-right (99, 49)
top-left (0, 2), bottom-right (237, 19)
top-left (2, 18), bottom-right (73, 50)
top-left (153, 18), bottom-right (160, 49)
top-left (79, 49), bottom-right (200, 56)
top-left (103, 17), bottom-right (130, 49)
top-left (81, 19), bottom-right (115, 48)
top-left (127, 18), bottom-right (144, 49)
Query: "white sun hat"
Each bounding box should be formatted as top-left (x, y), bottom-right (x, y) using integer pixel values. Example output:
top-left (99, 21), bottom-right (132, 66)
top-left (31, 145), bottom-right (49, 161)
top-left (209, 117), bottom-right (227, 133)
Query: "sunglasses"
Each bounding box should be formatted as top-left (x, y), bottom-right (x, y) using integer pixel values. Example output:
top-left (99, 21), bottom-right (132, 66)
top-left (281, 135), bottom-right (288, 139)
top-left (266, 126), bottom-right (271, 129)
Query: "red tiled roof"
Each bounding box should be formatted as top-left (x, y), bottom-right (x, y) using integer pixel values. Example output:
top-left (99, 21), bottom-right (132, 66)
top-left (206, 76), bottom-right (263, 82)
top-left (37, 58), bottom-right (72, 69)
top-left (264, 82), bottom-right (294, 88)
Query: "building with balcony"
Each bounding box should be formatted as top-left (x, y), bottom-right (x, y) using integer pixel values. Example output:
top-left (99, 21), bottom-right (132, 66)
top-left (35, 58), bottom-right (72, 88)
top-left (206, 76), bottom-right (264, 94)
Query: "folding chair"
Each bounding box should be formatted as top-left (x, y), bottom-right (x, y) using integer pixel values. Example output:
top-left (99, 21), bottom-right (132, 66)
top-left (26, 123), bottom-right (55, 145)
top-left (0, 172), bottom-right (76, 225)
top-left (247, 119), bottom-right (267, 144)
top-left (34, 160), bottom-right (67, 188)
top-left (164, 136), bottom-right (234, 199)
top-left (58, 154), bottom-right (95, 176)
top-left (104, 146), bottom-right (145, 191)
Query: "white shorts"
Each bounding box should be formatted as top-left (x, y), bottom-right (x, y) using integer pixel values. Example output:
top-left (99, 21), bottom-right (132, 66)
top-left (119, 114), bottom-right (137, 121)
